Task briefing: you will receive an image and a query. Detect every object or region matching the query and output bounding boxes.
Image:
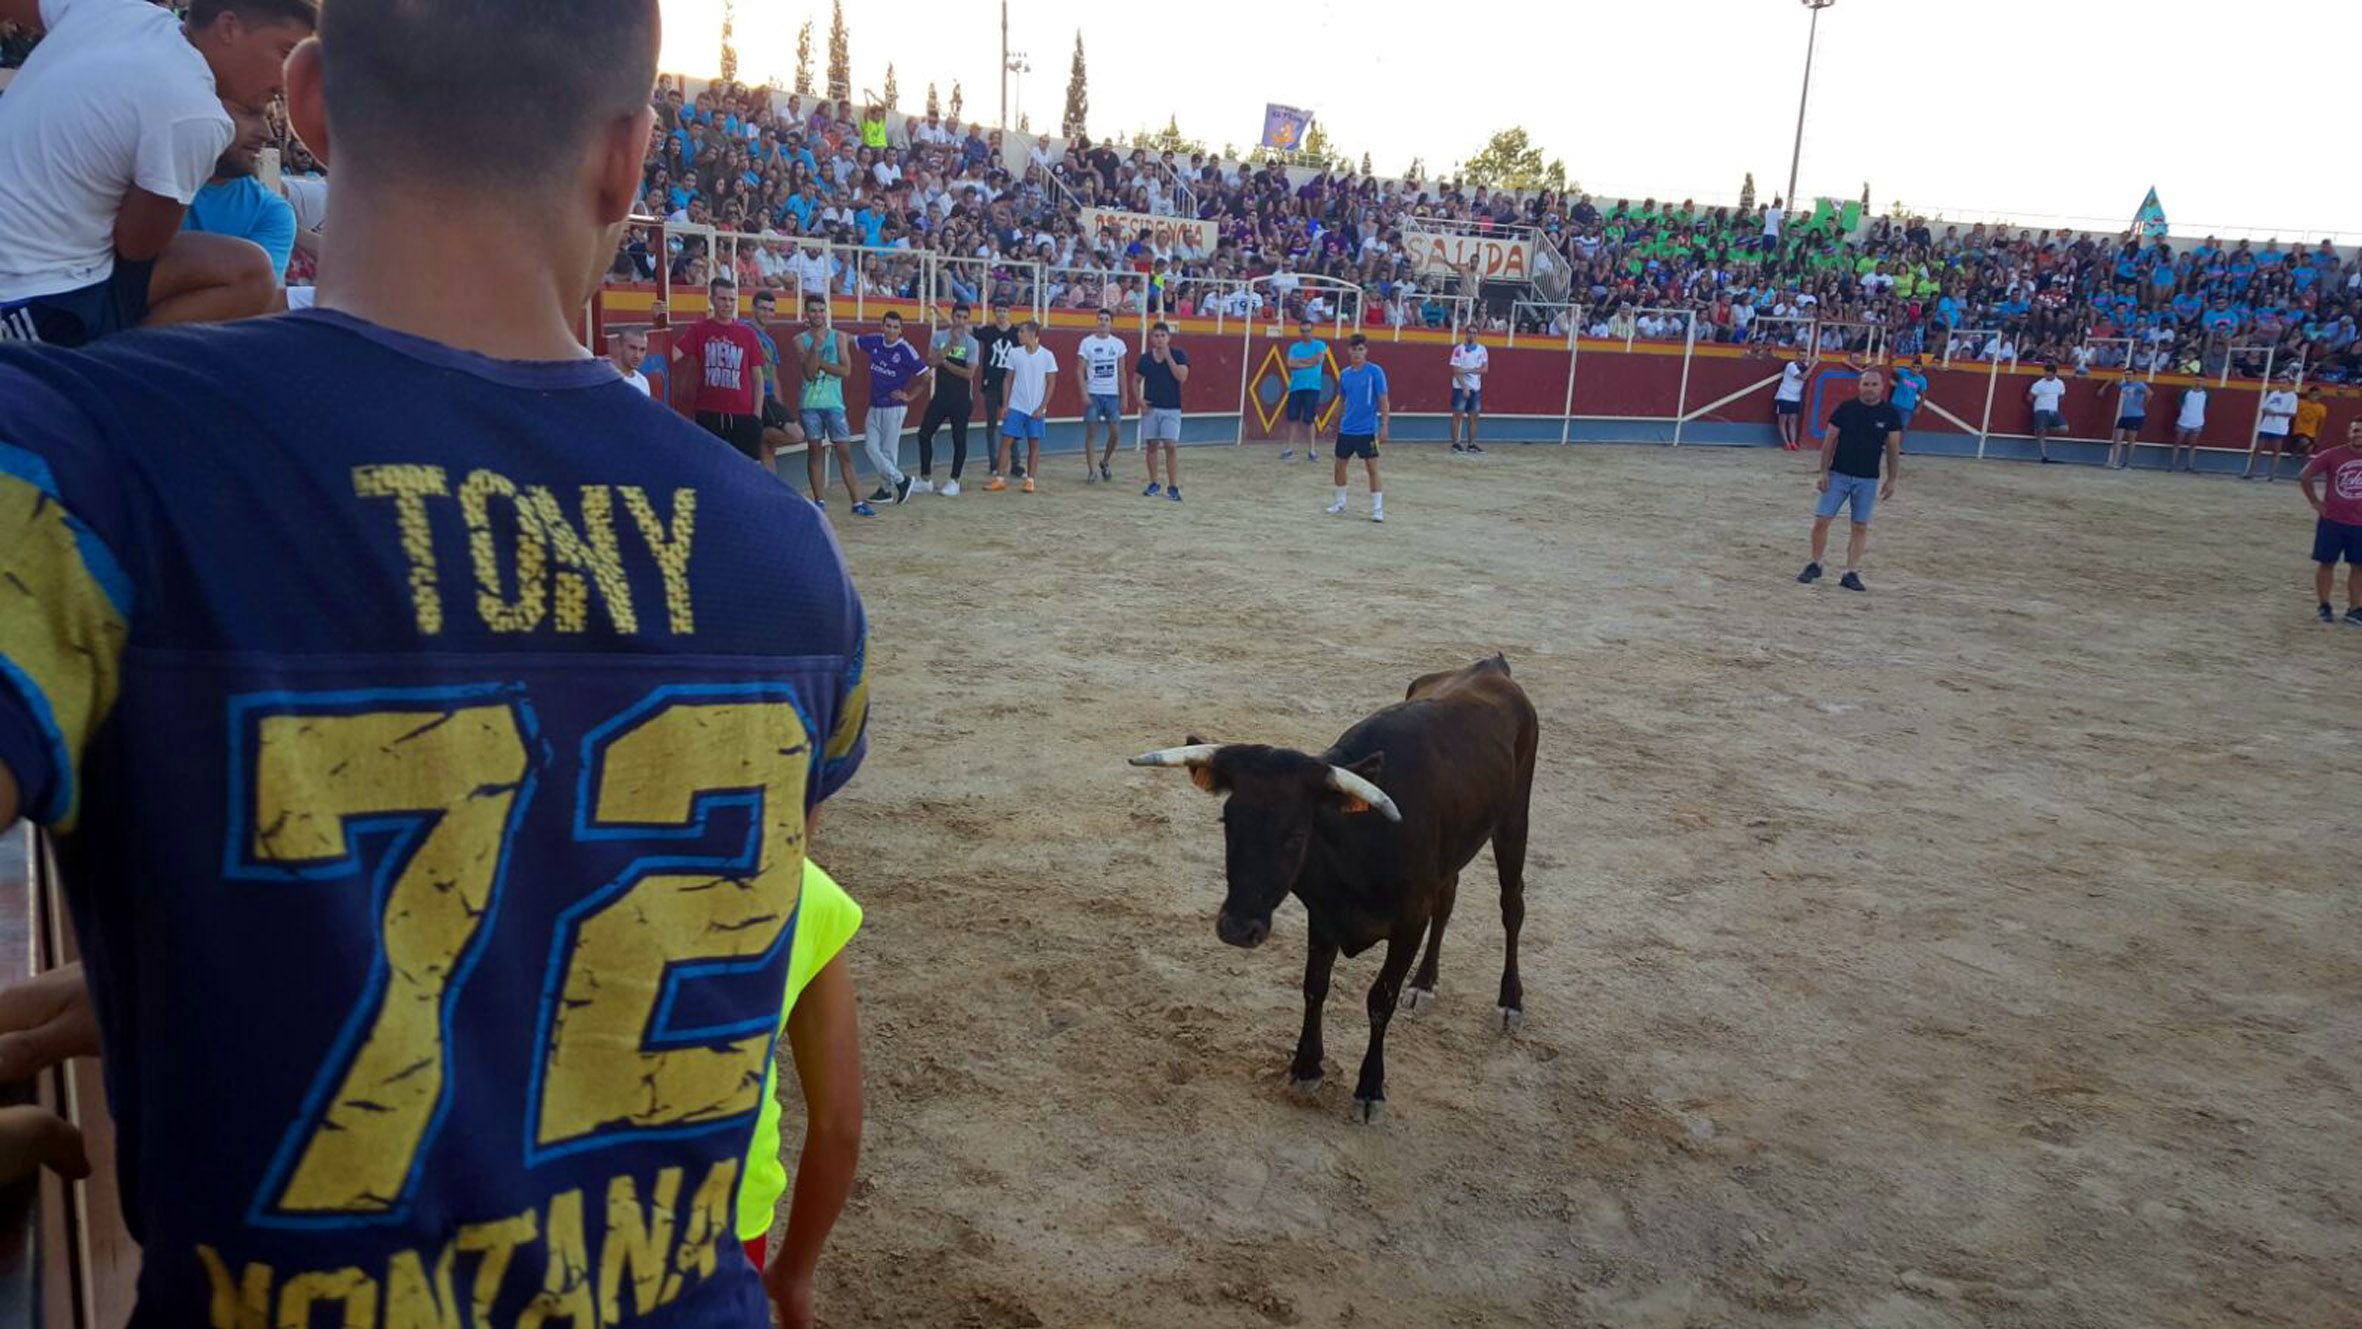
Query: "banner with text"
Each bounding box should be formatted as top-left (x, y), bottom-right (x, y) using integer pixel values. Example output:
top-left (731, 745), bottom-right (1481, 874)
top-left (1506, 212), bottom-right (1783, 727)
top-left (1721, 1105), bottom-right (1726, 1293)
top-left (1403, 229), bottom-right (1537, 284)
top-left (1260, 104), bottom-right (1315, 151)
top-left (1079, 207), bottom-right (1220, 260)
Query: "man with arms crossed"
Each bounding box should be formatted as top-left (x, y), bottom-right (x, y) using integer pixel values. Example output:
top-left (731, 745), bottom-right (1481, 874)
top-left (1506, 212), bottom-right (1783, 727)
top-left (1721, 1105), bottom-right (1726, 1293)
top-left (2027, 363), bottom-right (2068, 464)
top-left (2299, 420), bottom-right (2362, 626)
top-left (1325, 333), bottom-right (1388, 523)
top-left (799, 292), bottom-right (871, 514)
top-left (0, 3), bottom-right (870, 1323)
top-left (1799, 367), bottom-right (1904, 592)
top-left (1076, 307), bottom-right (1129, 484)
top-left (0, 0), bottom-right (312, 346)
top-left (1278, 317), bottom-right (1327, 464)
top-left (989, 320), bottom-right (1058, 492)
top-left (1448, 326), bottom-right (1489, 455)
top-left (1136, 320), bottom-right (1190, 502)
top-left (976, 297), bottom-right (1024, 485)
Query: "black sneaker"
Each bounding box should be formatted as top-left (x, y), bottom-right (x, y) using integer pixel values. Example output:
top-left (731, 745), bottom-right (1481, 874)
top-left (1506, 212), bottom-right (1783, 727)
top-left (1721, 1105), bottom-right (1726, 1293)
top-left (2344, 608), bottom-right (2362, 628)
top-left (893, 475), bottom-right (915, 505)
top-left (1840, 572), bottom-right (1867, 592)
top-left (1466, 443), bottom-right (1485, 454)
top-left (868, 486), bottom-right (893, 503)
top-left (1099, 463), bottom-right (1112, 482)
top-left (1797, 562), bottom-right (1824, 585)
top-left (1451, 444), bottom-right (1466, 454)
top-left (2322, 604), bottom-right (2339, 624)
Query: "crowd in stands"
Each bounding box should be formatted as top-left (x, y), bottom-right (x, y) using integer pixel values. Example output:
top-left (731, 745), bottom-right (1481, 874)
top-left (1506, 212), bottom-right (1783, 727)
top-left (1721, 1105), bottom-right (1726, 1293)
top-left (622, 76), bottom-right (2362, 385)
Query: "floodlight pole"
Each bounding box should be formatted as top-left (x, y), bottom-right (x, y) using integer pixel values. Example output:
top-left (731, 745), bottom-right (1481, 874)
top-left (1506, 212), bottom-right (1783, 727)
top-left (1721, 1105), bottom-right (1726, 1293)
top-left (1785, 0), bottom-right (1836, 216)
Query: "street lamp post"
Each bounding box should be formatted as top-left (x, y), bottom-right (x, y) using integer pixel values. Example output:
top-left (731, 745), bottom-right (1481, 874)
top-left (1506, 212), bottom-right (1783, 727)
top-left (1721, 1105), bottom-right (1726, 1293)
top-left (1784, 0), bottom-right (1836, 217)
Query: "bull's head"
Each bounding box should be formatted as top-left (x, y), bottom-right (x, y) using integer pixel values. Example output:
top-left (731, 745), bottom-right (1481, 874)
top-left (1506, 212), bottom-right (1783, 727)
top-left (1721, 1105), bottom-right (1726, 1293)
top-left (1130, 736), bottom-right (1399, 950)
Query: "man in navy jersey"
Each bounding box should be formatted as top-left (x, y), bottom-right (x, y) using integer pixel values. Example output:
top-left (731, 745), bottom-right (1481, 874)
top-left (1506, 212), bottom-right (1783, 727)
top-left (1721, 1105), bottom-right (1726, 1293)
top-left (0, 3), bottom-right (868, 1325)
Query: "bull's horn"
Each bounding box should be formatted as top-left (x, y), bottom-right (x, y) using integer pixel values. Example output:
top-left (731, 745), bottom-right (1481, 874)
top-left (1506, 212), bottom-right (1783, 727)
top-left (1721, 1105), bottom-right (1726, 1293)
top-left (1129, 744), bottom-right (1223, 768)
top-left (1326, 767), bottom-right (1403, 823)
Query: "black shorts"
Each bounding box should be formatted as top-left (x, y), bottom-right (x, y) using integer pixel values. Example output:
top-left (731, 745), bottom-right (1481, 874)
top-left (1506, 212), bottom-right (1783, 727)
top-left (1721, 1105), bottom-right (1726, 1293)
top-left (1286, 388), bottom-right (1324, 424)
top-left (0, 259), bottom-right (155, 348)
top-left (760, 398), bottom-right (792, 431)
top-left (697, 411), bottom-right (766, 462)
top-left (1335, 434), bottom-right (1379, 460)
top-left (2115, 415), bottom-right (2146, 433)
top-left (2313, 517), bottom-right (2362, 565)
top-left (1775, 399), bottom-right (1802, 416)
top-left (2292, 434), bottom-right (2317, 456)
top-left (983, 380), bottom-right (1005, 418)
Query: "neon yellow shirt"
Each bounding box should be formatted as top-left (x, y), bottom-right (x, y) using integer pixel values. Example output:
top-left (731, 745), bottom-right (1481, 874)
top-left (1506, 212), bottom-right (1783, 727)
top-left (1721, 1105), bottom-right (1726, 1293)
top-left (738, 860), bottom-right (864, 1241)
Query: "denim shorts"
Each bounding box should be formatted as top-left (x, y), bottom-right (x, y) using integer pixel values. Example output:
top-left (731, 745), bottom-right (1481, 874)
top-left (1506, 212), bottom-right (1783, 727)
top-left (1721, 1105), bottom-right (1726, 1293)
top-left (1001, 407), bottom-right (1047, 440)
top-left (799, 407), bottom-right (852, 443)
top-left (1450, 387), bottom-right (1483, 414)
top-left (1085, 393), bottom-right (1122, 425)
top-left (1815, 472), bottom-right (1879, 525)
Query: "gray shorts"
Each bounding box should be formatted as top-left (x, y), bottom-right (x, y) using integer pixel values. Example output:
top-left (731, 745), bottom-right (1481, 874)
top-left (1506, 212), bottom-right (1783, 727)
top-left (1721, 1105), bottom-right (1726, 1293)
top-left (1141, 407), bottom-right (1182, 442)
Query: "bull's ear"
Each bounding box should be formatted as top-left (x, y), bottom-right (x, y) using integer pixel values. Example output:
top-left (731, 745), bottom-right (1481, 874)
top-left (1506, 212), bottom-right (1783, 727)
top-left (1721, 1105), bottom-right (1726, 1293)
top-left (1327, 752), bottom-right (1391, 817)
top-left (1190, 766), bottom-right (1220, 794)
top-left (1347, 752), bottom-right (1383, 781)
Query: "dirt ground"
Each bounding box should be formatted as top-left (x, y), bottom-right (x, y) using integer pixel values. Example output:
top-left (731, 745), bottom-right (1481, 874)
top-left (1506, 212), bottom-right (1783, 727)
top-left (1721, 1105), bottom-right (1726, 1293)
top-left (789, 440), bottom-right (2361, 1329)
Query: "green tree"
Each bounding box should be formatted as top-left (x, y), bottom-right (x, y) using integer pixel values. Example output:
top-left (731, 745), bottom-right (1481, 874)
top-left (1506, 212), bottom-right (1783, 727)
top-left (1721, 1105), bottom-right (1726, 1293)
top-left (1061, 32), bottom-right (1089, 140)
top-left (926, 82), bottom-right (940, 118)
top-left (882, 63), bottom-right (898, 109)
top-left (1739, 172), bottom-right (1756, 211)
top-left (1145, 114), bottom-right (1206, 157)
top-left (1295, 122), bottom-right (1345, 172)
top-left (717, 0), bottom-right (738, 83)
top-left (949, 80), bottom-right (964, 123)
top-left (794, 19), bottom-right (813, 96)
top-left (826, 0), bottom-right (850, 102)
top-left (1360, 152), bottom-right (1373, 176)
top-left (1461, 126), bottom-right (1566, 192)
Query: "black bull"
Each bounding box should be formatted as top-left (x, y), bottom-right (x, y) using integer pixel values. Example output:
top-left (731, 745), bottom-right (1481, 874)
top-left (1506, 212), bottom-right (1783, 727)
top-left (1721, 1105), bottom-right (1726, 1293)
top-left (1131, 655), bottom-right (1539, 1123)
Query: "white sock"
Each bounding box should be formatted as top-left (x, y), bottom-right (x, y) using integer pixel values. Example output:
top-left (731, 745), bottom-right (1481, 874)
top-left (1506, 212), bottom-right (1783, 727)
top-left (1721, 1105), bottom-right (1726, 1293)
top-left (1334, 486), bottom-right (1348, 505)
top-left (1373, 492), bottom-right (1384, 514)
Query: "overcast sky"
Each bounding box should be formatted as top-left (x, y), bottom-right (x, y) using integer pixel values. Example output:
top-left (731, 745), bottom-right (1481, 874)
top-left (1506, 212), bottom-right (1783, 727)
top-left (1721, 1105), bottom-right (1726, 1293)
top-left (660, 0), bottom-right (2362, 240)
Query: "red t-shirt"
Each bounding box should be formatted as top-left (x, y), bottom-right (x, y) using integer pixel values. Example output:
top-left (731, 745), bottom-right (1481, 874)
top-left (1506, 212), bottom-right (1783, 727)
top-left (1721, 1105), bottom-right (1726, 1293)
top-left (680, 318), bottom-right (766, 416)
top-left (2306, 444), bottom-right (2362, 526)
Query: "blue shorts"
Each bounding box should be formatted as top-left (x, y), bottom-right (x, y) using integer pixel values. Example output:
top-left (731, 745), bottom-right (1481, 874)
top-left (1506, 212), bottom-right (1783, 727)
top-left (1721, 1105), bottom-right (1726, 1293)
top-left (1002, 407), bottom-right (1047, 441)
top-left (1893, 405), bottom-right (1918, 430)
top-left (1285, 388), bottom-right (1323, 423)
top-left (799, 407), bottom-right (852, 443)
top-left (1085, 393), bottom-right (1122, 425)
top-left (0, 259), bottom-right (154, 348)
top-left (1815, 473), bottom-right (1879, 525)
top-left (2314, 517), bottom-right (2362, 565)
top-left (1451, 387), bottom-right (1483, 414)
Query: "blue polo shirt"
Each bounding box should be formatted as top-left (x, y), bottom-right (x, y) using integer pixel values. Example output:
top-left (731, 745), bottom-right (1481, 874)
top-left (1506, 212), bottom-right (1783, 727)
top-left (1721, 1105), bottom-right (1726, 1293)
top-left (182, 177), bottom-right (297, 282)
top-left (1337, 361), bottom-right (1388, 436)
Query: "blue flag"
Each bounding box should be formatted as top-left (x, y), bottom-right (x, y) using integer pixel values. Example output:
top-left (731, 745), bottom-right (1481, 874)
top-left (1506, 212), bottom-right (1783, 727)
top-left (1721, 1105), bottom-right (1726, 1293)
top-left (1260, 104), bottom-right (1314, 152)
top-left (2133, 187), bottom-right (2169, 239)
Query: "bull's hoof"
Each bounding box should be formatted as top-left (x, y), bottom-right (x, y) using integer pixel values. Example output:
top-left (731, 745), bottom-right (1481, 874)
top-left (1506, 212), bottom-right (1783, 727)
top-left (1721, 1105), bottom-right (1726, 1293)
top-left (1497, 1006), bottom-right (1525, 1034)
top-left (1288, 1073), bottom-right (1324, 1097)
top-left (1352, 1097), bottom-right (1385, 1125)
top-left (1401, 985), bottom-right (1437, 1012)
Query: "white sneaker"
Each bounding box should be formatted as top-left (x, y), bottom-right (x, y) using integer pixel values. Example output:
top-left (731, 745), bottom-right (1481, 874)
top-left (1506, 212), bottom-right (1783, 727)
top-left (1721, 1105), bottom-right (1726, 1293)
top-left (1325, 500), bottom-right (1348, 515)
top-left (1372, 511), bottom-right (1385, 523)
top-left (912, 479), bottom-right (936, 495)
top-left (940, 479), bottom-right (961, 498)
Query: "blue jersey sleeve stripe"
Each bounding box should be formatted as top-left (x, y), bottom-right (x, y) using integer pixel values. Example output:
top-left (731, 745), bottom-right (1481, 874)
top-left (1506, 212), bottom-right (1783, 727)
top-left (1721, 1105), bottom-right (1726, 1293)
top-left (0, 442), bottom-right (135, 620)
top-left (0, 469), bottom-right (133, 831)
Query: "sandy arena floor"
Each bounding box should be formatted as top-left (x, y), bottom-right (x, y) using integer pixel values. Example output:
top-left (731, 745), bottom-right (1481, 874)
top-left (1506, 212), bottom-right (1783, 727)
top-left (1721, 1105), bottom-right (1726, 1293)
top-left (790, 441), bottom-right (2359, 1328)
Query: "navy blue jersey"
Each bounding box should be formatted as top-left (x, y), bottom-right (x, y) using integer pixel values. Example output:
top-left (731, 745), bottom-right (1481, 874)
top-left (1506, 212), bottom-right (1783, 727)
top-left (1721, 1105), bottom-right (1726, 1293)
top-left (0, 310), bottom-right (869, 1325)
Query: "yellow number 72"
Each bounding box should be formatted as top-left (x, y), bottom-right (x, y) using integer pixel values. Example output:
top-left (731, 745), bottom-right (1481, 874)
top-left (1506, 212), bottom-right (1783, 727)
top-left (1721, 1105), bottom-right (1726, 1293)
top-left (228, 684), bottom-right (809, 1224)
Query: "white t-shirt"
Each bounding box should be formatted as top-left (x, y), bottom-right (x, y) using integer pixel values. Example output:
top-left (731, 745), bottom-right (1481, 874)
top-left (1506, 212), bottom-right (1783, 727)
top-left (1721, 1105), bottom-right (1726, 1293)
top-left (1762, 206), bottom-right (1784, 238)
top-left (619, 367), bottom-right (652, 396)
top-left (1776, 361), bottom-right (1808, 403)
top-left (0, 0), bottom-right (234, 301)
top-left (1076, 333), bottom-right (1127, 397)
top-left (2261, 391), bottom-right (2298, 433)
top-left (2030, 379), bottom-right (2067, 413)
top-left (1449, 343), bottom-right (1490, 390)
top-left (2177, 389), bottom-right (2207, 430)
top-left (1005, 344), bottom-right (1058, 415)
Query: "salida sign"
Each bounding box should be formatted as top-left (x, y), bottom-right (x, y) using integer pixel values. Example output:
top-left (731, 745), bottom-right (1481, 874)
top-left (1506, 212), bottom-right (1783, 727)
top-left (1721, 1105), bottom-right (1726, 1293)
top-left (1403, 230), bottom-right (1534, 283)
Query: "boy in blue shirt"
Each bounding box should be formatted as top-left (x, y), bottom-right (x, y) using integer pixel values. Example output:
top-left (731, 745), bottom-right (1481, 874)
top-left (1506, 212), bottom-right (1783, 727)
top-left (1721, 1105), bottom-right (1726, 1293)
top-left (1325, 334), bottom-right (1389, 522)
top-left (1278, 317), bottom-right (1328, 463)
